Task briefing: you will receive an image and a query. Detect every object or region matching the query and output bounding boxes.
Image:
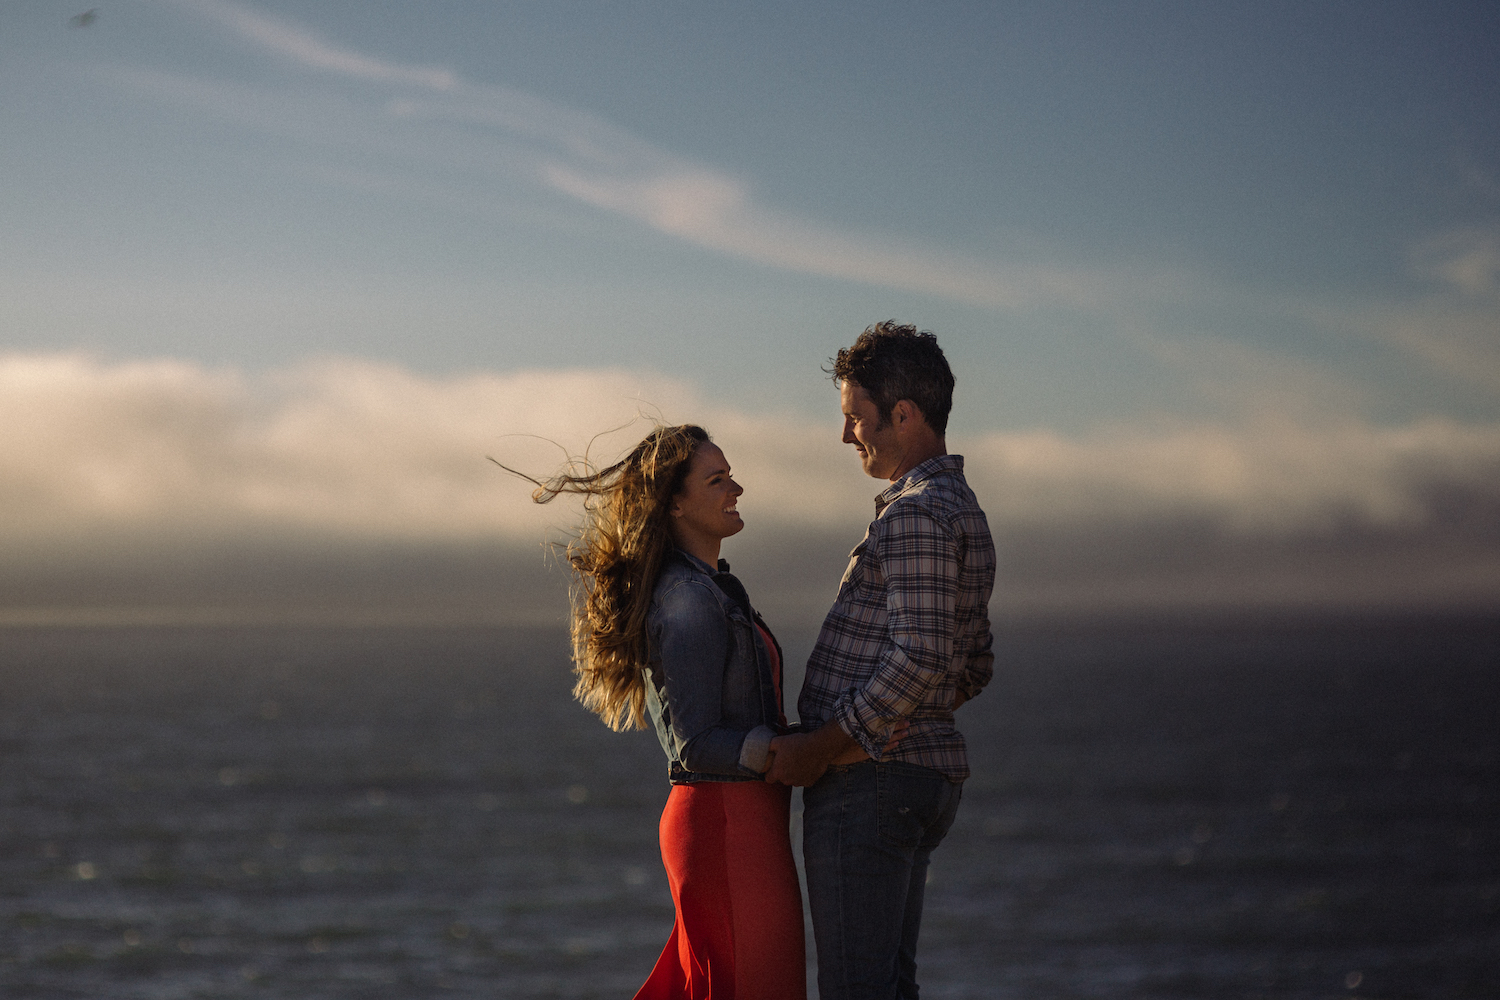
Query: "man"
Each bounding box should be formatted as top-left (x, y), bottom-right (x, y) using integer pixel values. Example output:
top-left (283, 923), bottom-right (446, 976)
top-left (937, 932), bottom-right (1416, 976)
top-left (767, 321), bottom-right (995, 999)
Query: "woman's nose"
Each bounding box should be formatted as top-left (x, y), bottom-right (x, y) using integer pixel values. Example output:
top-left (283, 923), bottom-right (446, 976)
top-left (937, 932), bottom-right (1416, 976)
top-left (729, 478), bottom-right (743, 496)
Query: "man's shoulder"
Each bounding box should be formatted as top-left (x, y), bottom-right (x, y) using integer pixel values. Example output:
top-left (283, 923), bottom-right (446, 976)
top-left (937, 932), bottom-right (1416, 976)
top-left (886, 461), bottom-right (986, 525)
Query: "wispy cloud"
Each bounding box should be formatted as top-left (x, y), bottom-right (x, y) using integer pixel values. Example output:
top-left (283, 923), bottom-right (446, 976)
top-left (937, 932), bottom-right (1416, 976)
top-left (118, 0), bottom-right (1499, 412)
top-left (184, 0), bottom-right (458, 89)
top-left (1373, 302), bottom-right (1500, 395)
top-left (1304, 223), bottom-right (1500, 396)
top-left (143, 0), bottom-right (1134, 313)
top-left (1411, 225), bottom-right (1500, 298)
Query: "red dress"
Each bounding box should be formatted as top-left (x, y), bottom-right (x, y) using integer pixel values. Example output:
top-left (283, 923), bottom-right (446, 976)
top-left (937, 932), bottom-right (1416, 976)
top-left (633, 624), bottom-right (806, 1000)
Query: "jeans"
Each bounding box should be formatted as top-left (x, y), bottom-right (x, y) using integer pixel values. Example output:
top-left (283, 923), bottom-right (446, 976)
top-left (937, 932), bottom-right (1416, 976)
top-left (802, 761), bottom-right (962, 1000)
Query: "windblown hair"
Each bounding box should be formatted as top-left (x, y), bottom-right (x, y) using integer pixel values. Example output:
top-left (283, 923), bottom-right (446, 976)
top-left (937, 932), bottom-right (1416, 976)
top-left (827, 320), bottom-right (955, 435)
top-left (522, 424), bottom-right (710, 732)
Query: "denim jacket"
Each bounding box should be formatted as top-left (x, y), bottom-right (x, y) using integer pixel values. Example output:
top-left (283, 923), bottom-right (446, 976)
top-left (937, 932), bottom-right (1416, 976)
top-left (643, 548), bottom-right (785, 784)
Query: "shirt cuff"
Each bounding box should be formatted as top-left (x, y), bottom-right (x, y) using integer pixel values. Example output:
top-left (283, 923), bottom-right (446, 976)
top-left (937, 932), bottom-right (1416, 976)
top-left (737, 725), bottom-right (778, 773)
top-left (833, 695), bottom-right (889, 762)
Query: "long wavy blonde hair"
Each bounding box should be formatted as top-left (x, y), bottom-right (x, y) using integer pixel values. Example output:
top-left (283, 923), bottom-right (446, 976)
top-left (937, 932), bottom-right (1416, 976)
top-left (521, 424), bottom-right (710, 731)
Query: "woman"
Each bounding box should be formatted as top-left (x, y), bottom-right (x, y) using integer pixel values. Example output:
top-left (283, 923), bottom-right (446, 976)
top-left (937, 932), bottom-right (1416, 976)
top-left (526, 424), bottom-right (805, 1000)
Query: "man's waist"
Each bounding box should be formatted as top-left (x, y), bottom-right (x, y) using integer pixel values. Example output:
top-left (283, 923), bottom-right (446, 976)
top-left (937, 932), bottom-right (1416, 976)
top-left (797, 702), bottom-right (961, 730)
top-left (872, 736), bottom-right (971, 782)
top-left (819, 716), bottom-right (968, 758)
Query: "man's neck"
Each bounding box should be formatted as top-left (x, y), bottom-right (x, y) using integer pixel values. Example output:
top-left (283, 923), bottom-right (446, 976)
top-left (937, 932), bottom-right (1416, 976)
top-left (887, 438), bottom-right (947, 482)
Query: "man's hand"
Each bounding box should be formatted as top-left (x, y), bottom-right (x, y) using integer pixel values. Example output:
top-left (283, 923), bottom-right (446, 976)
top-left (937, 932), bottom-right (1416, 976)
top-left (829, 717), bottom-right (910, 765)
top-left (766, 723), bottom-right (857, 786)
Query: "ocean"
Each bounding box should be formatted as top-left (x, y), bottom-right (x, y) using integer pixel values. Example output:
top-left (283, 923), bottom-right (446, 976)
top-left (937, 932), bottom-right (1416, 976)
top-left (1, 616), bottom-right (1496, 998)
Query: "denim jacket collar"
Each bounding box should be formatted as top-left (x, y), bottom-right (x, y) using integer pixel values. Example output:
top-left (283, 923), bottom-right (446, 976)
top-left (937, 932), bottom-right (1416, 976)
top-left (667, 548), bottom-right (754, 617)
top-left (668, 546), bottom-right (721, 577)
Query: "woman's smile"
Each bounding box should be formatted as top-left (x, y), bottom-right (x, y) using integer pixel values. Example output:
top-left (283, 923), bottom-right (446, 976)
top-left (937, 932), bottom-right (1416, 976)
top-left (670, 442), bottom-right (745, 562)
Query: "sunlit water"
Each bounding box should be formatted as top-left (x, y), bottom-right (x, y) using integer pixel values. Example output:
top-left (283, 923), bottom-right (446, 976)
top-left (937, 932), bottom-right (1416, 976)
top-left (1, 618), bottom-right (1496, 998)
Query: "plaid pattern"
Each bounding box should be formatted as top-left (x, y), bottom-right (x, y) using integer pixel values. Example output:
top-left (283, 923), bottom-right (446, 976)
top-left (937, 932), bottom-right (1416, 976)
top-left (798, 454), bottom-right (995, 781)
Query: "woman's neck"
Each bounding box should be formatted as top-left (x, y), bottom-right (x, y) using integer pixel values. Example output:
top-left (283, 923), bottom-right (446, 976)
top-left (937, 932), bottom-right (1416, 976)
top-left (672, 530), bottom-right (720, 567)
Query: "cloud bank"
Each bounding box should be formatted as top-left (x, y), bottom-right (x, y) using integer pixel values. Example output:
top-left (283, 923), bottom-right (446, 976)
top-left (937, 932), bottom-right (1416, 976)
top-left (3, 352), bottom-right (1497, 623)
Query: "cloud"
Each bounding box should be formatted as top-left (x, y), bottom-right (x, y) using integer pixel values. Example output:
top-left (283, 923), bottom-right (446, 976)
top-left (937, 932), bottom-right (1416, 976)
top-left (3, 352), bottom-right (1497, 622)
top-left (0, 352), bottom-right (698, 545)
top-left (171, 0), bottom-right (458, 90)
top-left (1263, 225), bottom-right (1500, 398)
top-left (109, 1), bottom-right (1494, 419)
top-left (963, 418), bottom-right (1500, 534)
top-left (1372, 302), bottom-right (1500, 395)
top-left (1411, 225), bottom-right (1500, 298)
top-left (10, 353), bottom-right (1497, 545)
top-left (1308, 224), bottom-right (1500, 395)
top-left (141, 0), bottom-right (1130, 313)
top-left (538, 163), bottom-right (1112, 311)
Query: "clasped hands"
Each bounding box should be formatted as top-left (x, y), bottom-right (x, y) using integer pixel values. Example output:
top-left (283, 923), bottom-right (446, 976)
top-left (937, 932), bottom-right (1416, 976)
top-left (762, 718), bottom-right (909, 787)
top-left (762, 690), bottom-right (969, 786)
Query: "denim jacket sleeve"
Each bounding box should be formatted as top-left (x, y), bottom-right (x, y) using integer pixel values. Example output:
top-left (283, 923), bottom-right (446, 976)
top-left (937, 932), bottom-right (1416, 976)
top-left (654, 577), bottom-right (764, 776)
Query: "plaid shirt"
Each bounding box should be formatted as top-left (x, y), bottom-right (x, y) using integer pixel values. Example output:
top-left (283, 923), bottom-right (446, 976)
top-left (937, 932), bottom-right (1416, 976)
top-left (798, 454), bottom-right (995, 781)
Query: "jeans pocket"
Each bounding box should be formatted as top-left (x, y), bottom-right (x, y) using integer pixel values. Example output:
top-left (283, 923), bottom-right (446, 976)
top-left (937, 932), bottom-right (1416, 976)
top-left (876, 767), bottom-right (935, 853)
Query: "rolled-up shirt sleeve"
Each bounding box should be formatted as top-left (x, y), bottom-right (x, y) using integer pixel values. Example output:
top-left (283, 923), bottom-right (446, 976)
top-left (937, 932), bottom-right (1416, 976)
top-left (655, 579), bottom-right (771, 776)
top-left (832, 505), bottom-right (958, 759)
top-left (958, 614), bottom-right (995, 702)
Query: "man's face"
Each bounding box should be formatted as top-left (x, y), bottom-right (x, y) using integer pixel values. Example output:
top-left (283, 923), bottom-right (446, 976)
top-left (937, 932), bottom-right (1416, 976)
top-left (840, 381), bottom-right (901, 480)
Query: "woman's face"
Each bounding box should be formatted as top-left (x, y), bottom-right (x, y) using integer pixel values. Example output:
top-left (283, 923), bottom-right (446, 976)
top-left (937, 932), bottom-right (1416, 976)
top-left (669, 443), bottom-right (744, 554)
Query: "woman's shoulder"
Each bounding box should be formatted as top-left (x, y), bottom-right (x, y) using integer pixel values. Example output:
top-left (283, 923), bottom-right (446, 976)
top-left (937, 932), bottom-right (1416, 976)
top-left (651, 554), bottom-right (727, 621)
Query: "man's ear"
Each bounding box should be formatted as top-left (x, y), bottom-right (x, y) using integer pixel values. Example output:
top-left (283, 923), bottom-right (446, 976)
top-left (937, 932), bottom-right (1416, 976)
top-left (892, 399), bottom-right (917, 429)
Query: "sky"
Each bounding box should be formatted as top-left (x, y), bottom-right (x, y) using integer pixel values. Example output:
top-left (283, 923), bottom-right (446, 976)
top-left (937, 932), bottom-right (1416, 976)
top-left (2, 0), bottom-right (1498, 628)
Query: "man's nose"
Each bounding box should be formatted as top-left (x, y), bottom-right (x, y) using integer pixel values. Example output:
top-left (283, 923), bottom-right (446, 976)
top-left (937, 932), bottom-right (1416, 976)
top-left (842, 420), bottom-right (856, 444)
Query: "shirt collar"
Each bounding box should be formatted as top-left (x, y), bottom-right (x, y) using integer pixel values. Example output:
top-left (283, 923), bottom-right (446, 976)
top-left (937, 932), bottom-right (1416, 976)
top-left (875, 453), bottom-right (964, 512)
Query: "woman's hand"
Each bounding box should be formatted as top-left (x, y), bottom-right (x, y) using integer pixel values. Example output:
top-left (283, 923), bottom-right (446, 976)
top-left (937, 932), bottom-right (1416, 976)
top-left (767, 726), bottom-right (853, 786)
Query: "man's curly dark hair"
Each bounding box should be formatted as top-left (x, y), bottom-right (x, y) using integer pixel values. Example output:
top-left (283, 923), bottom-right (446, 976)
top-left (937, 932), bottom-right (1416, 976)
top-left (827, 321), bottom-right (954, 435)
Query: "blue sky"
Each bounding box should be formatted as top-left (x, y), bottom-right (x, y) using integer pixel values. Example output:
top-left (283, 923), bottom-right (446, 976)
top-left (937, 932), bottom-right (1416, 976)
top-left (2, 0), bottom-right (1498, 622)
